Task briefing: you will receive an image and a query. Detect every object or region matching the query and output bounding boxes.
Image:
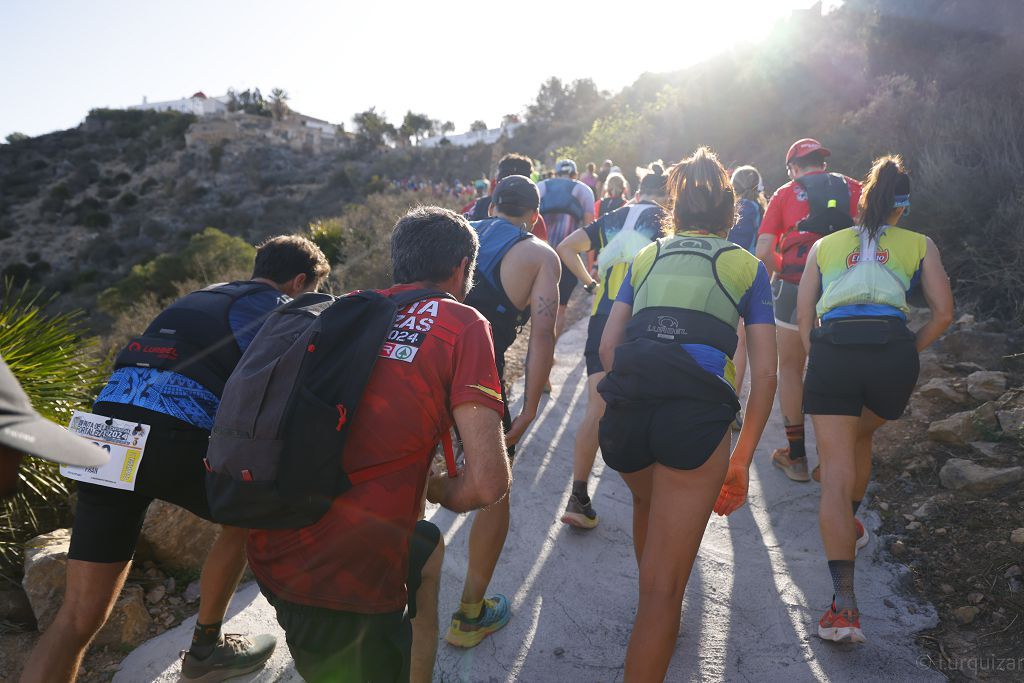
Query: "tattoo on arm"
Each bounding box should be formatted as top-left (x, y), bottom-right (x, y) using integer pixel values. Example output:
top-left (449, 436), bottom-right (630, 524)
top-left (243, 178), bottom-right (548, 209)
top-left (535, 295), bottom-right (556, 319)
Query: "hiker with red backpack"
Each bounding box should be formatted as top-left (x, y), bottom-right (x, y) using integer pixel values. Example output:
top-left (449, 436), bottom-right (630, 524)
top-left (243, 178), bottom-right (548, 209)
top-left (229, 207), bottom-right (511, 682)
top-left (755, 139), bottom-right (861, 484)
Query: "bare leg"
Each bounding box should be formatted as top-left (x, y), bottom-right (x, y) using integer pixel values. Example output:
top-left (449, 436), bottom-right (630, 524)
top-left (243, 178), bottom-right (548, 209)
top-left (572, 373), bottom-right (606, 483)
top-left (555, 304), bottom-right (569, 340)
top-left (623, 436), bottom-right (731, 682)
top-left (410, 538), bottom-right (445, 683)
top-left (619, 466), bottom-right (654, 565)
top-left (196, 525), bottom-right (249, 625)
top-left (776, 326), bottom-right (807, 433)
top-left (459, 493), bottom-right (510, 605)
top-left (812, 414), bottom-right (860, 561)
top-left (20, 560), bottom-right (130, 683)
top-left (853, 409), bottom-right (885, 503)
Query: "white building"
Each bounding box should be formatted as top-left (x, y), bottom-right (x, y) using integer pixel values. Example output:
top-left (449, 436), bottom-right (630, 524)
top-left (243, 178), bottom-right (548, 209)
top-left (420, 121), bottom-right (523, 148)
top-left (130, 92), bottom-right (230, 117)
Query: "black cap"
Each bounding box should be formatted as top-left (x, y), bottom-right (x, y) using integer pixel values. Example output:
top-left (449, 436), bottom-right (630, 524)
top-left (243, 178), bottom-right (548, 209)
top-left (492, 175), bottom-right (540, 216)
top-left (0, 356), bottom-right (109, 467)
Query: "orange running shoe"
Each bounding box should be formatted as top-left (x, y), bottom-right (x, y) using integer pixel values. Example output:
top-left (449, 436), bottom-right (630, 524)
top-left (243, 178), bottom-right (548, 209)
top-left (818, 604), bottom-right (866, 643)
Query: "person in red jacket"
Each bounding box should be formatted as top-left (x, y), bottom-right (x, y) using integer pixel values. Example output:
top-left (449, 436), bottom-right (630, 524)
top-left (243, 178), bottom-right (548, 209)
top-left (755, 139), bottom-right (861, 483)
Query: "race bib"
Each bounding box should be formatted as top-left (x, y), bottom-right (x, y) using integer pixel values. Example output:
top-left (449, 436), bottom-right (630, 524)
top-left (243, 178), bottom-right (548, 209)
top-left (60, 411), bottom-right (151, 491)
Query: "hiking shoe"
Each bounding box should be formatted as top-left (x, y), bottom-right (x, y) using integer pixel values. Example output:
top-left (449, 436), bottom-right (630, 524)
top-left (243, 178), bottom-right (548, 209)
top-left (772, 448), bottom-right (811, 482)
top-left (444, 595), bottom-right (511, 648)
top-left (855, 518), bottom-right (870, 554)
top-left (180, 633), bottom-right (276, 682)
top-left (812, 464), bottom-right (821, 482)
top-left (561, 493), bottom-right (599, 529)
top-left (818, 604), bottom-right (866, 643)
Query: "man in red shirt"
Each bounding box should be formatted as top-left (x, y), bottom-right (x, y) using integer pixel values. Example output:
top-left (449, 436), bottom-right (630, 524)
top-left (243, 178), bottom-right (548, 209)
top-left (247, 207), bottom-right (512, 682)
top-left (755, 139), bottom-right (861, 482)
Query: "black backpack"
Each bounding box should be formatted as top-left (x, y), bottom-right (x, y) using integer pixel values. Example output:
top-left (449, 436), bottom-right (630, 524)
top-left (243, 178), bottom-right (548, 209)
top-left (795, 173), bottom-right (855, 235)
top-left (204, 288), bottom-right (450, 529)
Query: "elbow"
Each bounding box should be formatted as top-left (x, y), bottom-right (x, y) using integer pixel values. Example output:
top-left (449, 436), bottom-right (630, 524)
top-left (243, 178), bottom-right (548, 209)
top-left (477, 467), bottom-right (510, 509)
top-left (933, 306), bottom-right (954, 332)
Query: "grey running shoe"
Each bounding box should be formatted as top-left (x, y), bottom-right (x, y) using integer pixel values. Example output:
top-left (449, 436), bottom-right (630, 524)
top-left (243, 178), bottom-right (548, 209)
top-left (561, 493), bottom-right (598, 529)
top-left (180, 633), bottom-right (277, 682)
top-left (771, 448), bottom-right (811, 482)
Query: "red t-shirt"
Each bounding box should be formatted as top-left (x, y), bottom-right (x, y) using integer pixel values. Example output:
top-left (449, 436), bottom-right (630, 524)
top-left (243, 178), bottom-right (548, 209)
top-left (531, 214), bottom-right (548, 242)
top-left (247, 285), bottom-right (504, 613)
top-left (758, 171), bottom-right (862, 281)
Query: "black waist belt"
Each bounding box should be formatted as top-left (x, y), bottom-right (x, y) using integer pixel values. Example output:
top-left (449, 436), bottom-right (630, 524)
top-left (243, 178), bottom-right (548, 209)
top-left (813, 316), bottom-right (914, 346)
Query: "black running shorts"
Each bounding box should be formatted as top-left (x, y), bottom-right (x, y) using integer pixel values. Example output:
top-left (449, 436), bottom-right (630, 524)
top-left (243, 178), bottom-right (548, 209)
top-left (599, 399), bottom-right (735, 473)
top-left (69, 402), bottom-right (213, 563)
top-left (494, 353), bottom-right (515, 461)
top-left (558, 267), bottom-right (578, 306)
top-left (260, 520), bottom-right (440, 683)
top-left (584, 314), bottom-right (609, 376)
top-left (803, 329), bottom-right (919, 420)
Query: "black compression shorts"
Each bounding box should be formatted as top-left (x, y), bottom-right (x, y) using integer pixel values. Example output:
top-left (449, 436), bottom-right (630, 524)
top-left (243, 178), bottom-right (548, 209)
top-left (558, 267), bottom-right (578, 306)
top-left (803, 323), bottom-right (919, 420)
top-left (260, 520), bottom-right (440, 683)
top-left (584, 314), bottom-right (609, 376)
top-left (69, 402), bottom-right (213, 563)
top-left (599, 398), bottom-right (735, 473)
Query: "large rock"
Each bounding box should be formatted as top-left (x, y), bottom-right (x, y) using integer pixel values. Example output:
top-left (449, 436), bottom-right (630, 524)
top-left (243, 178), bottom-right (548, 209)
top-left (0, 587), bottom-right (36, 627)
top-left (918, 377), bottom-right (969, 405)
top-left (939, 458), bottom-right (1024, 493)
top-left (967, 371), bottom-right (1008, 402)
top-left (136, 500), bottom-right (219, 573)
top-left (928, 410), bottom-right (985, 445)
top-left (92, 584), bottom-right (152, 647)
top-left (932, 326), bottom-right (1008, 368)
top-left (22, 529), bottom-right (153, 645)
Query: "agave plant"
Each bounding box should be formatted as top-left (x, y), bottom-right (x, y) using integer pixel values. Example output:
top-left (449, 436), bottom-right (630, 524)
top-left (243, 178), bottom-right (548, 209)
top-left (0, 280), bottom-right (102, 577)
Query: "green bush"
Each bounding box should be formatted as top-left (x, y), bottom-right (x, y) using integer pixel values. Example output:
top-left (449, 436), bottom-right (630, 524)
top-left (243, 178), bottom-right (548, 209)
top-left (82, 211), bottom-right (112, 228)
top-left (117, 191), bottom-right (139, 209)
top-left (99, 227), bottom-right (255, 311)
top-left (0, 281), bottom-right (101, 575)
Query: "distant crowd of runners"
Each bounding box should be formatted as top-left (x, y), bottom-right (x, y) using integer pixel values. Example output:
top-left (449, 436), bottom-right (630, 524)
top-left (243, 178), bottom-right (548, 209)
top-left (0, 136), bottom-right (954, 682)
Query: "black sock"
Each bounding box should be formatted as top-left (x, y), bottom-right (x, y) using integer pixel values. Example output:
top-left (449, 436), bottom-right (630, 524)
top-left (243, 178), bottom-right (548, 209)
top-left (572, 480), bottom-right (590, 504)
top-left (785, 424), bottom-right (806, 460)
top-left (828, 560), bottom-right (857, 613)
top-left (190, 621), bottom-right (222, 658)
top-left (852, 500), bottom-right (862, 516)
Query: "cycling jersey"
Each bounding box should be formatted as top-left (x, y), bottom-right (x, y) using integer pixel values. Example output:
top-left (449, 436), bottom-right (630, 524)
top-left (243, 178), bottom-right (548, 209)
top-left (814, 225), bottom-right (927, 321)
top-left (616, 232), bottom-right (774, 389)
top-left (582, 201), bottom-right (665, 316)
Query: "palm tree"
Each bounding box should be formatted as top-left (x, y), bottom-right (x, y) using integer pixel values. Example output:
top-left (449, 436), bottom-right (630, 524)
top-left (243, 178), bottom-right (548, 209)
top-left (0, 281), bottom-right (102, 576)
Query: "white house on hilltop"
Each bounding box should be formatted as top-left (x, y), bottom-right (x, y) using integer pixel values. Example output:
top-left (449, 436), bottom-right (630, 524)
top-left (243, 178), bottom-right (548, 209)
top-left (420, 121), bottom-right (523, 148)
top-left (129, 92), bottom-right (231, 117)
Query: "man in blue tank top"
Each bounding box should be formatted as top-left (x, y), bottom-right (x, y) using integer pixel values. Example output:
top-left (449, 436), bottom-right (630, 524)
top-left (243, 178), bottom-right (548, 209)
top-left (447, 176), bottom-right (561, 648)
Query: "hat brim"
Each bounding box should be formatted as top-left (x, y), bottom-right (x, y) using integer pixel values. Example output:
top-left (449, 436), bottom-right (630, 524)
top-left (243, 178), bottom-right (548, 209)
top-left (0, 416), bottom-right (110, 467)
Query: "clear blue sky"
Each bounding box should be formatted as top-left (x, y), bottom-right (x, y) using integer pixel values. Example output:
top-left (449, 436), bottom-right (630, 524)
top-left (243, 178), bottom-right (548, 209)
top-left (1, 0), bottom-right (825, 141)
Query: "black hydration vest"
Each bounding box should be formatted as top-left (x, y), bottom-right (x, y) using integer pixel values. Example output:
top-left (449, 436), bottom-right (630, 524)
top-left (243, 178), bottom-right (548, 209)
top-left (113, 281), bottom-right (278, 397)
top-left (464, 218), bottom-right (534, 364)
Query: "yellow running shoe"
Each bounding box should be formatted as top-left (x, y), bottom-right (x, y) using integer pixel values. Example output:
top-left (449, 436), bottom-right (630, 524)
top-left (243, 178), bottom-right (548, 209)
top-left (444, 595), bottom-right (511, 648)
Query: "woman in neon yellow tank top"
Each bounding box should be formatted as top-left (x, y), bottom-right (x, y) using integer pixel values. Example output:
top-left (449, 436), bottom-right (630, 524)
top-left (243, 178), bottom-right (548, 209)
top-left (597, 148), bottom-right (779, 681)
top-left (796, 155), bottom-right (953, 644)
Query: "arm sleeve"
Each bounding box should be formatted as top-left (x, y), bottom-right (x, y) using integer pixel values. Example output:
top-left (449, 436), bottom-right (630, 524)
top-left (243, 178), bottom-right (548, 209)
top-left (615, 263), bottom-right (637, 306)
top-left (583, 220), bottom-right (603, 251)
top-left (758, 190), bottom-right (786, 237)
top-left (228, 291), bottom-right (288, 352)
top-left (448, 317), bottom-right (505, 416)
top-left (737, 262), bottom-right (775, 325)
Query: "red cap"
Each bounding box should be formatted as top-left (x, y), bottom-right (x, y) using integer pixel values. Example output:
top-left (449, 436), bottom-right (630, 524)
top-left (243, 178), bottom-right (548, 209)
top-left (786, 138), bottom-right (831, 164)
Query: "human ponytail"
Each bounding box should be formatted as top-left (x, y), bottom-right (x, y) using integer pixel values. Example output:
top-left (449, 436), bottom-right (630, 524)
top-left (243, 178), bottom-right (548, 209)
top-left (665, 147), bottom-right (735, 236)
top-left (859, 155), bottom-right (909, 242)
